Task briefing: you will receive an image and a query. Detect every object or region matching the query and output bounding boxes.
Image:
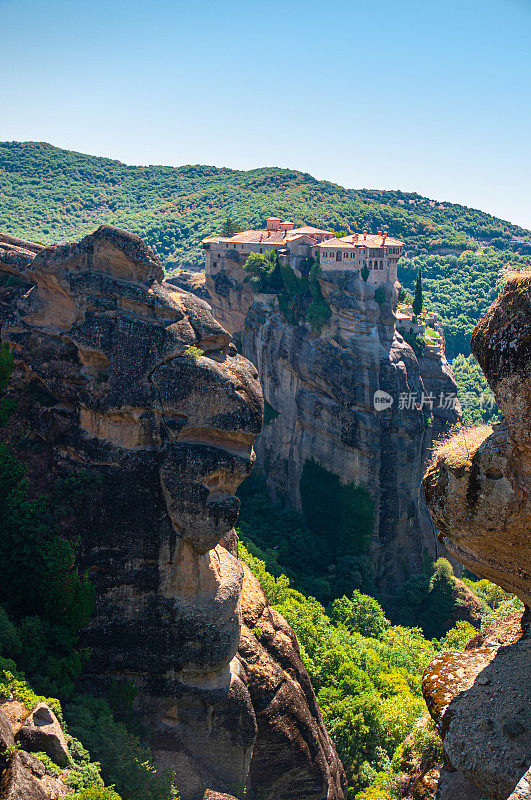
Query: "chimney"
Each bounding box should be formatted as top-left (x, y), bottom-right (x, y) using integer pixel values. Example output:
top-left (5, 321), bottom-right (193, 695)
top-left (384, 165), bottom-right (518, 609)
top-left (377, 230), bottom-right (382, 236)
top-left (266, 217), bottom-right (280, 231)
top-left (363, 230), bottom-right (367, 240)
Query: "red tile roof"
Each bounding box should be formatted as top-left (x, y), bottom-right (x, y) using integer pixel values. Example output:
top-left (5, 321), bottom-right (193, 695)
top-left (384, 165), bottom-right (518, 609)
top-left (319, 233), bottom-right (403, 249)
top-left (203, 225), bottom-right (335, 246)
top-left (202, 226), bottom-right (402, 249)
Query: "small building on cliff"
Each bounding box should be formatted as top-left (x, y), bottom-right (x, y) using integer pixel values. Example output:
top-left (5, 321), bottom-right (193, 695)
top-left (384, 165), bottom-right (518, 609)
top-left (202, 218), bottom-right (403, 286)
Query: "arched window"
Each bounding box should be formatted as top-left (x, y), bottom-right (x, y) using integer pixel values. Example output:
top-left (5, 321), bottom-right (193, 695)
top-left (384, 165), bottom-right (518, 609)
top-left (369, 260), bottom-right (372, 268)
top-left (336, 251), bottom-right (341, 261)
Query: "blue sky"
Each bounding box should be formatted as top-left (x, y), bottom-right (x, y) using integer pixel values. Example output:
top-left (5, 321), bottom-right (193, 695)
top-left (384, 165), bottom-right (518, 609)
top-left (2, 0), bottom-right (530, 228)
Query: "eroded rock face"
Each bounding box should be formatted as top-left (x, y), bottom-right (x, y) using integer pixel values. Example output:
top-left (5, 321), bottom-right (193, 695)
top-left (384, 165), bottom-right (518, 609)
top-left (0, 701), bottom-right (72, 800)
top-left (423, 614), bottom-right (529, 800)
top-left (205, 263), bottom-right (460, 592)
top-left (0, 228), bottom-right (345, 800)
top-left (17, 703), bottom-right (70, 768)
top-left (422, 272), bottom-right (531, 800)
top-left (424, 273), bottom-right (531, 606)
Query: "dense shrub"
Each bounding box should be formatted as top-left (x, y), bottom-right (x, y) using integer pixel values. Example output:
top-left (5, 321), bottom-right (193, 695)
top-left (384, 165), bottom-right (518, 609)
top-left (238, 544), bottom-right (444, 795)
top-left (243, 250), bottom-right (283, 292)
top-left (0, 345), bottom-right (94, 695)
top-left (0, 343), bottom-right (16, 425)
top-left (306, 296), bottom-right (332, 332)
top-left (330, 592), bottom-right (390, 638)
top-left (0, 659), bottom-right (123, 798)
top-left (393, 558), bottom-right (460, 639)
top-left (451, 353), bottom-right (500, 425)
top-left (462, 574), bottom-right (524, 629)
top-left (402, 330), bottom-right (425, 357)
top-left (71, 789), bottom-right (123, 800)
top-left (374, 286), bottom-right (386, 306)
top-left (0, 443), bottom-right (94, 694)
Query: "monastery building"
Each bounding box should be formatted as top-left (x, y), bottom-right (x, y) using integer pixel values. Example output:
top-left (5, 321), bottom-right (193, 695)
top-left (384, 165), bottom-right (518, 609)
top-left (202, 217), bottom-right (403, 286)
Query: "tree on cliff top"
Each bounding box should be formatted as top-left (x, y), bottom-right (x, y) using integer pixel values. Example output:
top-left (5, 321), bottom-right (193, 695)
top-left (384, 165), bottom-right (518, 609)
top-left (243, 250), bottom-right (283, 292)
top-left (220, 216), bottom-right (241, 237)
top-left (412, 265), bottom-right (423, 316)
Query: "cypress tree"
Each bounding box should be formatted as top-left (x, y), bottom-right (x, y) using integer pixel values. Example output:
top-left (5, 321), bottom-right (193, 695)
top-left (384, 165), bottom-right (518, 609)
top-left (412, 265), bottom-right (423, 317)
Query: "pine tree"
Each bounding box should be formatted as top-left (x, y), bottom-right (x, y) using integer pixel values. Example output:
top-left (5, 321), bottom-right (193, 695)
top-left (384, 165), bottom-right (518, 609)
top-left (412, 265), bottom-right (423, 317)
top-left (221, 216), bottom-right (240, 237)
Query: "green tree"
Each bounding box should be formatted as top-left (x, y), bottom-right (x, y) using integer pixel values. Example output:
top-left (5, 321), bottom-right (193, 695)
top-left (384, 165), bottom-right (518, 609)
top-left (244, 250), bottom-right (283, 292)
top-left (412, 265), bottom-right (423, 316)
top-left (0, 344), bottom-right (93, 695)
top-left (65, 696), bottom-right (176, 800)
top-left (0, 344), bottom-right (16, 425)
top-left (330, 591), bottom-right (390, 638)
top-left (220, 216), bottom-right (240, 237)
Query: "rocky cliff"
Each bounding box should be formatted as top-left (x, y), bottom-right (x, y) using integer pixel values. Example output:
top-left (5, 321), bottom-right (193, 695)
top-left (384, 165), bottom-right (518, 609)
top-left (0, 229), bottom-right (346, 800)
top-left (422, 270), bottom-right (531, 799)
top-left (205, 260), bottom-right (460, 593)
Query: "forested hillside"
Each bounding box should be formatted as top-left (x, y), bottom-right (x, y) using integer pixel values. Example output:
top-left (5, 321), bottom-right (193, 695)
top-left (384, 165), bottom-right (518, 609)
top-left (2, 141), bottom-right (530, 267)
top-left (2, 139), bottom-right (531, 411)
top-left (2, 141), bottom-right (530, 352)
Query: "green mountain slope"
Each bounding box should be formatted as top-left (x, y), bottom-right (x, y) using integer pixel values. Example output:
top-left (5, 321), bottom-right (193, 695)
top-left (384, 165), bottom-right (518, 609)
top-left (1, 141), bottom-right (530, 265)
top-left (1, 140), bottom-right (530, 364)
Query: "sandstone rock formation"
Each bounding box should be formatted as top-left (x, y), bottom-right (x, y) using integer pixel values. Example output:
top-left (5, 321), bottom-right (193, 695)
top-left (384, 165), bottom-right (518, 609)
top-left (205, 259), bottom-right (460, 593)
top-left (424, 271), bottom-right (531, 606)
top-left (167, 270), bottom-right (211, 301)
top-left (0, 228), bottom-right (345, 800)
top-left (423, 613), bottom-right (529, 799)
top-left (422, 270), bottom-right (531, 799)
top-left (205, 256), bottom-right (255, 342)
top-left (17, 703), bottom-right (70, 768)
top-left (0, 702), bottom-right (71, 800)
